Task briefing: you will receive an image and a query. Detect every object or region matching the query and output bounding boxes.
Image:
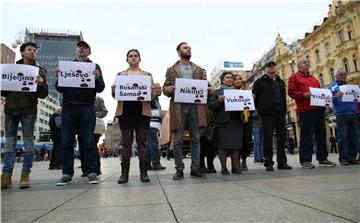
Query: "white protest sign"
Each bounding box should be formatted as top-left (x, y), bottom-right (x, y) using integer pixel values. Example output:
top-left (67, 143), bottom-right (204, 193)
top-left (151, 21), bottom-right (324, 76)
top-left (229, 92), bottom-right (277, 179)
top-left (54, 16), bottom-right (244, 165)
top-left (310, 87), bottom-right (332, 107)
top-left (58, 61), bottom-right (96, 88)
top-left (174, 78), bottom-right (208, 104)
top-left (114, 75), bottom-right (152, 101)
top-left (0, 64), bottom-right (39, 92)
top-left (224, 89), bottom-right (255, 111)
top-left (339, 85), bottom-right (360, 102)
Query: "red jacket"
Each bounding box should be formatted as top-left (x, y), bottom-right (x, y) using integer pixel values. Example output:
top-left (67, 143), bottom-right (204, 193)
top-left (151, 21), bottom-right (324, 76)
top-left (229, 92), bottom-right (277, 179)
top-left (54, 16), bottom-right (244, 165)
top-left (288, 71), bottom-right (322, 114)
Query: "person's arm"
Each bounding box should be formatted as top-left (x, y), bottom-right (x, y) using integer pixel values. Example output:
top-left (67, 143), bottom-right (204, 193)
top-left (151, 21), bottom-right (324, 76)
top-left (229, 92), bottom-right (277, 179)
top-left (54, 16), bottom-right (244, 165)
top-left (95, 97), bottom-right (108, 118)
top-left (288, 74), bottom-right (304, 101)
top-left (163, 67), bottom-right (175, 97)
top-left (208, 89), bottom-right (223, 110)
top-left (36, 68), bottom-right (49, 99)
top-left (94, 64), bottom-right (105, 93)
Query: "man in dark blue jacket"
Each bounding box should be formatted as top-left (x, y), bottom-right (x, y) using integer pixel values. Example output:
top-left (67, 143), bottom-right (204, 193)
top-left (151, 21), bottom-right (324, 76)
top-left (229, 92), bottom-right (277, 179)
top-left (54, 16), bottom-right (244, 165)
top-left (328, 68), bottom-right (359, 166)
top-left (55, 41), bottom-right (105, 185)
top-left (252, 61), bottom-right (292, 171)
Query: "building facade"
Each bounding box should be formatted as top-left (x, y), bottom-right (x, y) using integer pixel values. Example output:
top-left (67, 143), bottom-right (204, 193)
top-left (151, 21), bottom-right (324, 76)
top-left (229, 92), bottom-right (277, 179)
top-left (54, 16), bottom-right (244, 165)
top-left (24, 28), bottom-right (83, 99)
top-left (273, 0), bottom-right (360, 146)
top-left (210, 60), bottom-right (248, 89)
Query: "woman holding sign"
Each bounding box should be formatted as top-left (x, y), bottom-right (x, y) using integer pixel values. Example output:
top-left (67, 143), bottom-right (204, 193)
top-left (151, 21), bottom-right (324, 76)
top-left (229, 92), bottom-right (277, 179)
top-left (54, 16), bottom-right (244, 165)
top-left (111, 49), bottom-right (153, 183)
top-left (208, 71), bottom-right (243, 175)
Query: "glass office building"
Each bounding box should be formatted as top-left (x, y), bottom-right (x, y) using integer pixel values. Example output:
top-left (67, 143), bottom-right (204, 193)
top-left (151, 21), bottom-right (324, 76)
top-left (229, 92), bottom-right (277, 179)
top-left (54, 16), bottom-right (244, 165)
top-left (25, 28), bottom-right (83, 100)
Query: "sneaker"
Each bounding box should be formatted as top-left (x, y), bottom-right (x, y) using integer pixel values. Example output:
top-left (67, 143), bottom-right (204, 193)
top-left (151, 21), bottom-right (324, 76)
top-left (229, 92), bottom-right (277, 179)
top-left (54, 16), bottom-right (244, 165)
top-left (277, 163), bottom-right (293, 170)
top-left (265, 164), bottom-right (274, 171)
top-left (301, 162), bottom-right (315, 169)
top-left (88, 174), bottom-right (99, 184)
top-left (190, 169), bottom-right (207, 178)
top-left (56, 175), bottom-right (72, 186)
top-left (172, 170), bottom-right (184, 180)
top-left (221, 168), bottom-right (230, 175)
top-left (339, 160), bottom-right (349, 166)
top-left (318, 159), bottom-right (336, 167)
top-left (207, 167), bottom-right (217, 174)
top-left (348, 159), bottom-right (360, 165)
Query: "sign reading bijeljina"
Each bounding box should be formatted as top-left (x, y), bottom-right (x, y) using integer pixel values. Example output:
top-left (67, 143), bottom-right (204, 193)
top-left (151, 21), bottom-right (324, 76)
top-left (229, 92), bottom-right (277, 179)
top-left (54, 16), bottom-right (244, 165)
top-left (58, 61), bottom-right (96, 88)
top-left (114, 75), bottom-right (152, 101)
top-left (174, 78), bottom-right (208, 104)
top-left (309, 87), bottom-right (332, 107)
top-left (339, 85), bottom-right (360, 102)
top-left (0, 64), bottom-right (39, 92)
top-left (224, 89), bottom-right (255, 111)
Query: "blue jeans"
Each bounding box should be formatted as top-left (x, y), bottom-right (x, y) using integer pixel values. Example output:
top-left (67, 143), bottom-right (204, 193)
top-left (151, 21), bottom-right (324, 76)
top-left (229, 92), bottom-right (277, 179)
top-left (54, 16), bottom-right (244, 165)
top-left (252, 123), bottom-right (263, 161)
top-left (336, 114), bottom-right (358, 161)
top-left (2, 114), bottom-right (36, 175)
top-left (173, 104), bottom-right (200, 171)
top-left (147, 128), bottom-right (161, 166)
top-left (61, 104), bottom-right (96, 177)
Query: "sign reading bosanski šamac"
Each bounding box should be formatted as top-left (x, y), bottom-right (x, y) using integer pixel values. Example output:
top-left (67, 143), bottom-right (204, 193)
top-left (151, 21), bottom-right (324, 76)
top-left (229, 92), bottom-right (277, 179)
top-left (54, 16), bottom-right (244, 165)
top-left (114, 75), bottom-right (152, 101)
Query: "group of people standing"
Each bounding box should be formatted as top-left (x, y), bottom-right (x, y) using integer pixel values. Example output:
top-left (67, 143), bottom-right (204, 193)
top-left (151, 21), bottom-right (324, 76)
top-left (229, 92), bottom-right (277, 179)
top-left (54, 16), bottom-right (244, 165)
top-left (1, 40), bottom-right (359, 189)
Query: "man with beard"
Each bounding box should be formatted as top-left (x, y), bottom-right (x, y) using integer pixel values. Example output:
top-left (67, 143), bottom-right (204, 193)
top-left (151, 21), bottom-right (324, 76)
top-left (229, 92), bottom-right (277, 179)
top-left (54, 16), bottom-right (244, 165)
top-left (163, 42), bottom-right (209, 180)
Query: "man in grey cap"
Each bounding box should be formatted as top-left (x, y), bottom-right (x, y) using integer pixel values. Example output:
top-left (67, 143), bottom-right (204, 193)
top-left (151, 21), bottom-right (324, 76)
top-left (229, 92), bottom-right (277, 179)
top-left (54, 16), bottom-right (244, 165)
top-left (252, 61), bottom-right (292, 171)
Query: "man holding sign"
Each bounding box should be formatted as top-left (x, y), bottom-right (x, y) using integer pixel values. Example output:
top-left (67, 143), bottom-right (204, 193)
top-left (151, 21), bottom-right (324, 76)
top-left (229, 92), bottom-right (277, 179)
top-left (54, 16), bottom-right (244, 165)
top-left (288, 57), bottom-right (336, 169)
top-left (163, 42), bottom-right (208, 180)
top-left (328, 68), bottom-right (359, 165)
top-left (1, 42), bottom-right (48, 189)
top-left (252, 61), bottom-right (292, 171)
top-left (55, 41), bottom-right (105, 186)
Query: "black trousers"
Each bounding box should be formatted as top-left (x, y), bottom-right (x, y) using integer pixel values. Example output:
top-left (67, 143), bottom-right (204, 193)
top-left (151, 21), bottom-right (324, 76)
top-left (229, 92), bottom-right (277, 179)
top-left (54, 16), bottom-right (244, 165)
top-left (298, 109), bottom-right (328, 163)
top-left (200, 136), bottom-right (216, 169)
top-left (80, 134), bottom-right (101, 174)
top-left (50, 137), bottom-right (62, 167)
top-left (261, 113), bottom-right (287, 166)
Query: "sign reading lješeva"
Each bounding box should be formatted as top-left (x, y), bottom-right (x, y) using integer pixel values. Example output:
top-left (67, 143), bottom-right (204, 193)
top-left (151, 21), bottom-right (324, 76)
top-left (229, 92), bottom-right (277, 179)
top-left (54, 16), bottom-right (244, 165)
top-left (114, 75), bottom-right (152, 101)
top-left (174, 78), bottom-right (208, 104)
top-left (309, 87), bottom-right (332, 107)
top-left (58, 61), bottom-right (96, 88)
top-left (0, 64), bottom-right (39, 92)
top-left (224, 89), bottom-right (255, 111)
top-left (339, 84), bottom-right (360, 102)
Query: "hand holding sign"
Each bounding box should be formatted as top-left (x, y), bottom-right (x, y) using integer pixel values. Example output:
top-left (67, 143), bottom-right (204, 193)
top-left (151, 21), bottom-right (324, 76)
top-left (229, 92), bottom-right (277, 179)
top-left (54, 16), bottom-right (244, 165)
top-left (339, 85), bottom-right (360, 102)
top-left (309, 87), bottom-right (332, 107)
top-left (58, 61), bottom-right (96, 88)
top-left (0, 64), bottom-right (39, 92)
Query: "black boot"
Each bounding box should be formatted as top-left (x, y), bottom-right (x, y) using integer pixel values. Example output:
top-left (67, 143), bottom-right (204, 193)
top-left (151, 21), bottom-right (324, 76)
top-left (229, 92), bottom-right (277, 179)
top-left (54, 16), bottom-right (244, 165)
top-left (118, 161), bottom-right (130, 184)
top-left (139, 162), bottom-right (150, 183)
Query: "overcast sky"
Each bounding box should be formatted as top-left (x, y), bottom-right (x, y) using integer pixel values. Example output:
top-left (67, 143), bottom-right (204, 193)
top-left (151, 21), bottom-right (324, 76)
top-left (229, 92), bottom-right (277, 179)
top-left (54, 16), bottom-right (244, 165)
top-left (2, 0), bottom-right (331, 124)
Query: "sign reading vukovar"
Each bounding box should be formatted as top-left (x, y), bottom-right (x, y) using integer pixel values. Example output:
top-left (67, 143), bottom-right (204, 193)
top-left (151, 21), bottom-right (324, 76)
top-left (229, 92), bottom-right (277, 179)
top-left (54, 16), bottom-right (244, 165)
top-left (339, 85), bottom-right (360, 102)
top-left (58, 61), bottom-right (95, 88)
top-left (0, 64), bottom-right (39, 92)
top-left (114, 75), bottom-right (152, 101)
top-left (224, 89), bottom-right (255, 111)
top-left (309, 87), bottom-right (332, 107)
top-left (174, 78), bottom-right (208, 104)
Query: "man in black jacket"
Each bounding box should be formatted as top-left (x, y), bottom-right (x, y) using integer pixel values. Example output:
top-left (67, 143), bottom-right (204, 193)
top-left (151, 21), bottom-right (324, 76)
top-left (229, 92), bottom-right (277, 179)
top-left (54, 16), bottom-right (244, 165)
top-left (1, 42), bottom-right (48, 189)
top-left (55, 41), bottom-right (105, 185)
top-left (252, 61), bottom-right (292, 171)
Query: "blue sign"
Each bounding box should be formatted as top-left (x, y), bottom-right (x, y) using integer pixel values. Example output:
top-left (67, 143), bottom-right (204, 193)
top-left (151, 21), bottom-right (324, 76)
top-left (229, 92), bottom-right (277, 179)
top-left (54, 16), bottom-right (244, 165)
top-left (223, 61), bottom-right (243, 68)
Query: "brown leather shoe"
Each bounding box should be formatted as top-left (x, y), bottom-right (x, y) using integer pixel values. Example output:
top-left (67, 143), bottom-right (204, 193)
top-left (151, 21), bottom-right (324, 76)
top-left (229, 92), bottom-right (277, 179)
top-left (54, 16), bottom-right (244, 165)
top-left (20, 172), bottom-right (30, 189)
top-left (1, 174), bottom-right (12, 189)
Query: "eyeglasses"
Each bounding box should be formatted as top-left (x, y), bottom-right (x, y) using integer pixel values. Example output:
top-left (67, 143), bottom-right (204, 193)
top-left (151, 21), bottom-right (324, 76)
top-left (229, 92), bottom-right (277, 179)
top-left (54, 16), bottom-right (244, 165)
top-left (338, 73), bottom-right (347, 76)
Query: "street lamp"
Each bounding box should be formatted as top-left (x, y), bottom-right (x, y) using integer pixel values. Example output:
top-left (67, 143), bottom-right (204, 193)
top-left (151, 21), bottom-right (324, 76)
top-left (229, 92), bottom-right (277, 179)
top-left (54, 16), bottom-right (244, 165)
top-left (11, 29), bottom-right (34, 49)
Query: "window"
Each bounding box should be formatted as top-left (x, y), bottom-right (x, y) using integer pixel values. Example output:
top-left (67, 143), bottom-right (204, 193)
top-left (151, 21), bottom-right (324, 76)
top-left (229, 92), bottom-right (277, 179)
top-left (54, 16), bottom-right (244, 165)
top-left (338, 31), bottom-right (345, 43)
top-left (353, 59), bottom-right (358, 71)
top-left (343, 58), bottom-right (350, 74)
top-left (324, 42), bottom-right (331, 56)
top-left (319, 73), bottom-right (324, 87)
top-left (315, 49), bottom-right (320, 63)
top-left (348, 31), bottom-right (353, 40)
top-left (329, 68), bottom-right (335, 82)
